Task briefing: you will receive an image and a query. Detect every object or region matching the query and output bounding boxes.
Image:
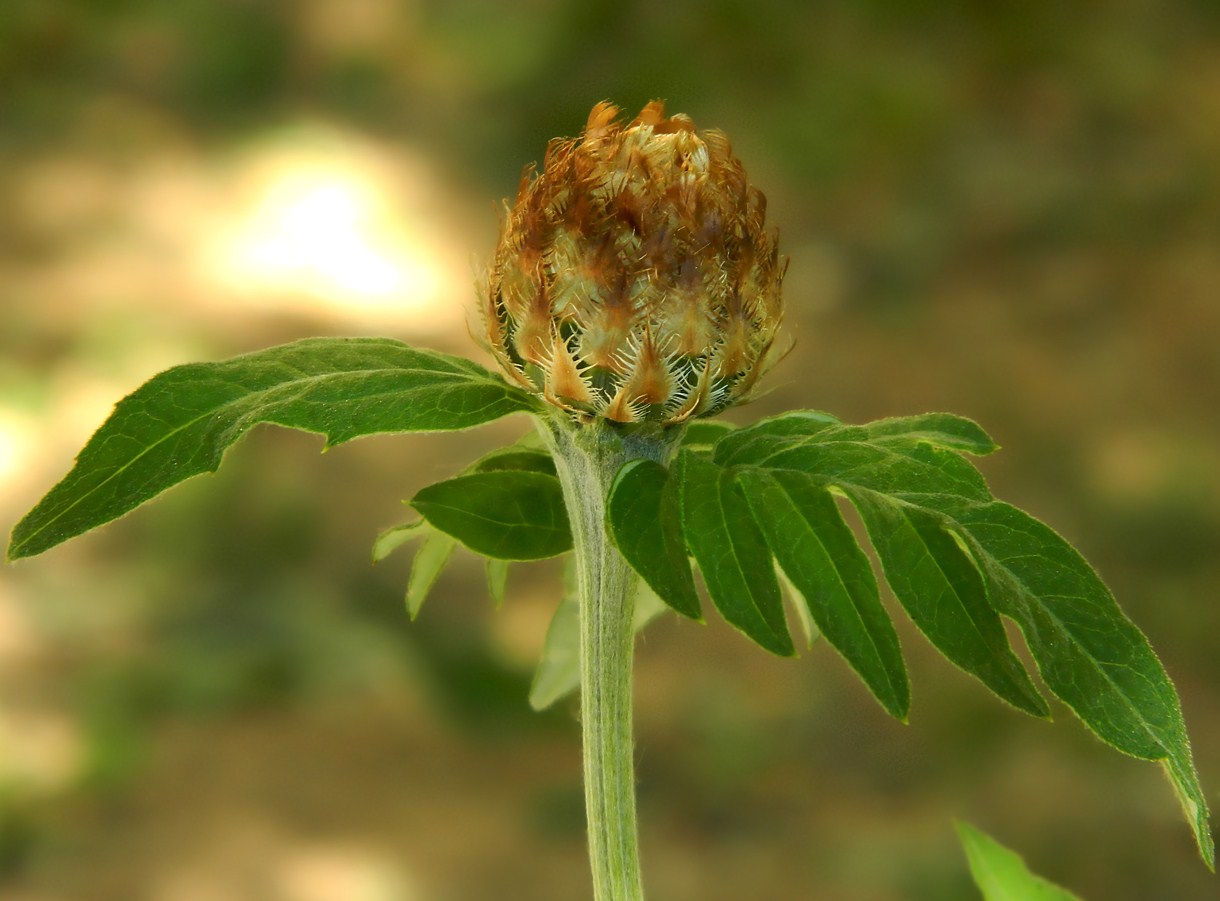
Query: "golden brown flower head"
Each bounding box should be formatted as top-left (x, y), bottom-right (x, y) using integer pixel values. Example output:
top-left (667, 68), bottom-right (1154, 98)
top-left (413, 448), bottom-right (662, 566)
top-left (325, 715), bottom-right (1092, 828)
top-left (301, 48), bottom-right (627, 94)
top-left (483, 100), bottom-right (785, 425)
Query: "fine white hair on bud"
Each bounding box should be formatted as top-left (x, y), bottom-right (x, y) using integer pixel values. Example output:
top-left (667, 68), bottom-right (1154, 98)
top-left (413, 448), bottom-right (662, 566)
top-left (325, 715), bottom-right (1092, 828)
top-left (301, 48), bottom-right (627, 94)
top-left (483, 100), bottom-right (786, 425)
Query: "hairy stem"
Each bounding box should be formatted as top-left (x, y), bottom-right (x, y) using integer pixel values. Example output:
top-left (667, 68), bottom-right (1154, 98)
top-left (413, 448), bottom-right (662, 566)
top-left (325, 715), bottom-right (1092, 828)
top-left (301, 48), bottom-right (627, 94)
top-left (541, 414), bottom-right (682, 901)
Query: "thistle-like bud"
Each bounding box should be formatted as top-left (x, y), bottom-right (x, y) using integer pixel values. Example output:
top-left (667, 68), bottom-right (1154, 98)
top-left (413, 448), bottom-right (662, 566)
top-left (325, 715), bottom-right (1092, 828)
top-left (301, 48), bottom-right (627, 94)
top-left (483, 101), bottom-right (785, 425)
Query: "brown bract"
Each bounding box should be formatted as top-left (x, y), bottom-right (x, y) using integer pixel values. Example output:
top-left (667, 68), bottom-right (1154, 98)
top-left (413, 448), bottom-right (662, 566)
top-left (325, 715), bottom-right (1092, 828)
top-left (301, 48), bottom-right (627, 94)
top-left (482, 100), bottom-right (786, 425)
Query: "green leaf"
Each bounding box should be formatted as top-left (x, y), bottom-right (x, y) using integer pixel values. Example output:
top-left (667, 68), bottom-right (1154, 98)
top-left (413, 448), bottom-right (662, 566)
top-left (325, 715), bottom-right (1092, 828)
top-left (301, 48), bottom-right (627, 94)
top-left (372, 519), bottom-right (425, 563)
top-left (727, 429), bottom-right (992, 502)
top-left (713, 410), bottom-right (842, 465)
top-left (530, 587), bottom-right (581, 711)
top-left (375, 517), bottom-right (459, 619)
top-left (718, 412), bottom-right (1041, 713)
top-left (947, 500), bottom-right (1214, 866)
top-left (607, 459), bottom-right (702, 621)
top-left (406, 525), bottom-right (457, 619)
top-left (956, 821), bottom-right (1082, 900)
top-left (845, 489), bottom-right (1048, 717)
top-left (736, 468), bottom-right (909, 720)
top-left (717, 408), bottom-right (1211, 860)
top-left (716, 410), bottom-right (997, 462)
top-left (8, 338), bottom-right (539, 561)
top-left (681, 420), bottom-right (736, 449)
top-left (410, 470), bottom-right (571, 561)
top-left (864, 412), bottom-right (999, 456)
top-left (486, 558), bottom-right (510, 608)
top-left (674, 450), bottom-right (793, 657)
top-left (470, 446), bottom-right (556, 475)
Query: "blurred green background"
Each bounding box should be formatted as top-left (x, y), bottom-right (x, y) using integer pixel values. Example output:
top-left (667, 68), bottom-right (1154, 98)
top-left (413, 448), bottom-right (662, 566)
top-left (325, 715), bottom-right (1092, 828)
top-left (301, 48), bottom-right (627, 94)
top-left (2, 1), bottom-right (1218, 899)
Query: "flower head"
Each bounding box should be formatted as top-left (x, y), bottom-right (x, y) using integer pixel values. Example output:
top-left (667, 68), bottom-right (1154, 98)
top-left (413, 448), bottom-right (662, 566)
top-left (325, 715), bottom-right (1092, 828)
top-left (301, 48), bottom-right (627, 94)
top-left (483, 100), bottom-right (785, 425)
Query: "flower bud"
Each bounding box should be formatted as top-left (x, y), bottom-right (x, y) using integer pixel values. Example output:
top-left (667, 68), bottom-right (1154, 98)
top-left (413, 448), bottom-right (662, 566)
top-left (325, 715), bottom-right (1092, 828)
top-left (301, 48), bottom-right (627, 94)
top-left (483, 101), bottom-right (785, 425)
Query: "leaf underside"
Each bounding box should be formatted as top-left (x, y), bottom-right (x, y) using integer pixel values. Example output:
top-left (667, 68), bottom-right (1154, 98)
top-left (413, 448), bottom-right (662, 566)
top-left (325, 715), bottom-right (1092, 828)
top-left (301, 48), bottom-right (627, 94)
top-left (406, 526), bottom-right (457, 620)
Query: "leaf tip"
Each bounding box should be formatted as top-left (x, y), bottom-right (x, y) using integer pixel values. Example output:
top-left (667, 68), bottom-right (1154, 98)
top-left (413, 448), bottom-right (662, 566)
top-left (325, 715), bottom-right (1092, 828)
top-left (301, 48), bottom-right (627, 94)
top-left (773, 635), bottom-right (798, 658)
top-left (886, 697), bottom-right (911, 724)
top-left (6, 534), bottom-right (43, 563)
top-left (676, 611), bottom-right (707, 626)
top-left (6, 519), bottom-right (36, 562)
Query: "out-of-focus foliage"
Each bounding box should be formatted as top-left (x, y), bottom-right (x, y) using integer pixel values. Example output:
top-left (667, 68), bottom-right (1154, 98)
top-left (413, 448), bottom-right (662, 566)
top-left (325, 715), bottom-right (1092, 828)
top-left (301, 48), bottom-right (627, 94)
top-left (2, 1), bottom-right (1218, 899)
top-left (957, 820), bottom-right (1082, 900)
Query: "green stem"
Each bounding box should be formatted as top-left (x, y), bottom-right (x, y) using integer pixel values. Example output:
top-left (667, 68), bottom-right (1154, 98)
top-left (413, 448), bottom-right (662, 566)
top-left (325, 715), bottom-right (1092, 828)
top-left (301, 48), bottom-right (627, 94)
top-left (540, 414), bottom-right (682, 901)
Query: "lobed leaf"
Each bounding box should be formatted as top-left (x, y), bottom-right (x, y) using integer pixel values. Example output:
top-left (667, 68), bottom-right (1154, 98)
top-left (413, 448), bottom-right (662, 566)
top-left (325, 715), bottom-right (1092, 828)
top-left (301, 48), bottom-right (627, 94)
top-left (410, 470), bottom-right (571, 561)
top-left (674, 450), bottom-right (793, 657)
top-left (946, 500), bottom-right (1214, 867)
top-left (607, 459), bottom-right (702, 621)
top-left (709, 411), bottom-right (1212, 864)
top-left (712, 413), bottom-right (1044, 713)
top-left (843, 488), bottom-right (1048, 717)
top-left (8, 338), bottom-right (539, 561)
top-left (736, 468), bottom-right (909, 719)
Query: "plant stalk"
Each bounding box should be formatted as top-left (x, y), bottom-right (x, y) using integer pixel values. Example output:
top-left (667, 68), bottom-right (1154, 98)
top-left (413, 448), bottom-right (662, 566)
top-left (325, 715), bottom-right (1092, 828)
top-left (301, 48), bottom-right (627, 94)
top-left (541, 414), bottom-right (682, 901)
